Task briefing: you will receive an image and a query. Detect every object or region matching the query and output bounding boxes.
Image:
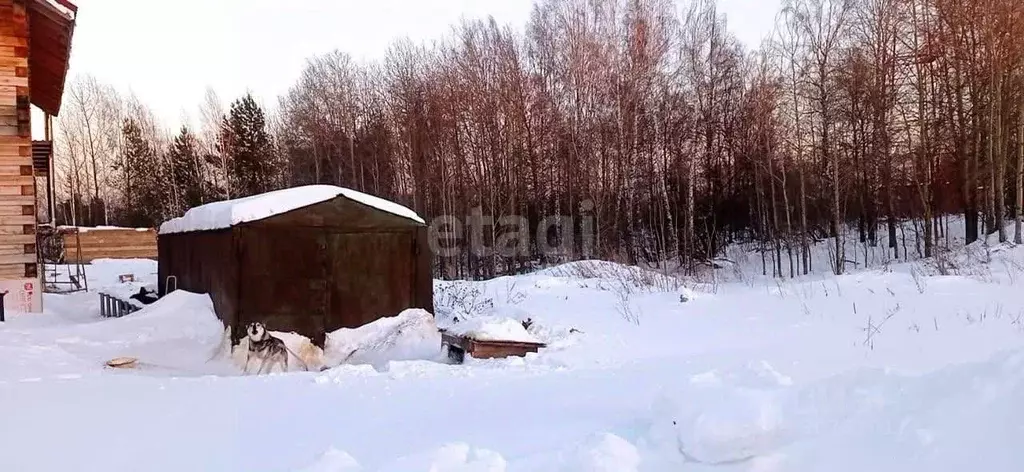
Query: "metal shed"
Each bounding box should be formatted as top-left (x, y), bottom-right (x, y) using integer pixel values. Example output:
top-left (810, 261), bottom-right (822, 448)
top-left (157, 185), bottom-right (433, 348)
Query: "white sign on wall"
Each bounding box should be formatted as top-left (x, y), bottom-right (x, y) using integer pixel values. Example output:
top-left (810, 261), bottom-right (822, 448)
top-left (0, 278), bottom-right (43, 314)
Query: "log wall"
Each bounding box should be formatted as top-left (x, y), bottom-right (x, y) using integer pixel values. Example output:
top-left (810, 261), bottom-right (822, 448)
top-left (0, 0), bottom-right (37, 281)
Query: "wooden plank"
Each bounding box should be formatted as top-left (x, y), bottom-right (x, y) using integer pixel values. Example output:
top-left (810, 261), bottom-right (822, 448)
top-left (0, 195), bottom-right (33, 205)
top-left (0, 215), bottom-right (33, 225)
top-left (80, 250), bottom-right (158, 256)
top-left (0, 243), bottom-right (33, 252)
top-left (0, 160), bottom-right (31, 167)
top-left (0, 253), bottom-right (34, 264)
top-left (0, 156), bottom-right (32, 164)
top-left (0, 246), bottom-right (30, 256)
top-left (0, 88), bottom-right (24, 108)
top-left (0, 127), bottom-right (19, 137)
top-left (0, 174), bottom-right (32, 185)
top-left (0, 246), bottom-right (32, 258)
top-left (76, 236), bottom-right (158, 243)
top-left (0, 264), bottom-right (31, 278)
top-left (0, 233), bottom-right (34, 244)
top-left (0, 204), bottom-right (31, 216)
top-left (0, 37), bottom-right (27, 49)
top-left (0, 223), bottom-right (31, 235)
top-left (79, 239), bottom-right (157, 245)
top-left (0, 135), bottom-right (31, 144)
top-left (80, 241), bottom-right (159, 247)
top-left (0, 266), bottom-right (26, 279)
top-left (0, 186), bottom-right (28, 196)
top-left (0, 144), bottom-right (32, 155)
top-left (1, 67), bottom-right (25, 81)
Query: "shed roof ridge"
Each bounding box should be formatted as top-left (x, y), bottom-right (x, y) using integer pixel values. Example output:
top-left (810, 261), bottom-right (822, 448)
top-left (158, 184), bottom-right (424, 234)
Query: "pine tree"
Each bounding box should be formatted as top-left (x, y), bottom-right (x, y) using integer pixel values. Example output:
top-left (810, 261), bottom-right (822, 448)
top-left (220, 93), bottom-right (277, 197)
top-left (167, 125), bottom-right (209, 214)
top-left (115, 118), bottom-right (165, 227)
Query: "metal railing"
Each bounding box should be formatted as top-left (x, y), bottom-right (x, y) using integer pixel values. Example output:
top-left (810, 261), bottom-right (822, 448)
top-left (98, 292), bottom-right (140, 318)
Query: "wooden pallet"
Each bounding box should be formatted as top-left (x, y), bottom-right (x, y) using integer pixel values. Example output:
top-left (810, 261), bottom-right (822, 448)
top-left (440, 329), bottom-right (546, 363)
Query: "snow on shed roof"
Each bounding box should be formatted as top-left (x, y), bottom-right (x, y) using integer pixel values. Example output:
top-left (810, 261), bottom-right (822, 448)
top-left (158, 185), bottom-right (425, 235)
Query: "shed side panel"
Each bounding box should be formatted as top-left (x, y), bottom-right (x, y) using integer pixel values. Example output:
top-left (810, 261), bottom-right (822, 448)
top-left (414, 226), bottom-right (434, 313)
top-left (158, 230), bottom-right (238, 332)
top-left (326, 231), bottom-right (416, 332)
top-left (237, 227), bottom-right (328, 346)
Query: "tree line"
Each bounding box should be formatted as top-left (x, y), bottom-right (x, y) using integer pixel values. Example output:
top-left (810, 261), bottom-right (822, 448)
top-left (54, 0), bottom-right (1024, 279)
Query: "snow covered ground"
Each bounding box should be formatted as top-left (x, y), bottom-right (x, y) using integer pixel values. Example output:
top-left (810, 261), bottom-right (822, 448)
top-left (2, 224), bottom-right (1024, 471)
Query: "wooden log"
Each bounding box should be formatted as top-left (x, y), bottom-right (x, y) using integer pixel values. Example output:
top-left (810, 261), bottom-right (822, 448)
top-left (0, 252), bottom-right (33, 264)
top-left (0, 266), bottom-right (25, 278)
top-left (0, 223), bottom-right (32, 234)
top-left (0, 233), bottom-right (33, 243)
top-left (0, 215), bottom-right (33, 225)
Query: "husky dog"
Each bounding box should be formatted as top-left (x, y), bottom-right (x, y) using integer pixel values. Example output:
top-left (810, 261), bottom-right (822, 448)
top-left (243, 322), bottom-right (294, 374)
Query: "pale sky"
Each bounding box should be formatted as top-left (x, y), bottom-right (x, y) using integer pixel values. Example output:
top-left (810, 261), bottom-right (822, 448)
top-left (59, 0), bottom-right (780, 133)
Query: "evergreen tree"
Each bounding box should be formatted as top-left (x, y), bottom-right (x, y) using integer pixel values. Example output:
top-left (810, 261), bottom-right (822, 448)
top-left (220, 93), bottom-right (277, 197)
top-left (167, 125), bottom-right (208, 214)
top-left (114, 118), bottom-right (165, 227)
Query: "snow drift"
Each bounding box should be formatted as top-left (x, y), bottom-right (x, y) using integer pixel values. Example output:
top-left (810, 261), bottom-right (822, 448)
top-left (324, 308), bottom-right (443, 370)
top-left (4, 233), bottom-right (1024, 472)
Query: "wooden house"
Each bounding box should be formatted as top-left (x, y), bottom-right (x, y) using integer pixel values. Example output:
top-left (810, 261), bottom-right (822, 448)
top-left (157, 185), bottom-right (434, 347)
top-left (0, 0), bottom-right (76, 312)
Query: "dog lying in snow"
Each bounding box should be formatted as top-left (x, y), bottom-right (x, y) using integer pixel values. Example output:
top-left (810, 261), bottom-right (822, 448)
top-left (243, 322), bottom-right (310, 374)
top-left (129, 287), bottom-right (159, 305)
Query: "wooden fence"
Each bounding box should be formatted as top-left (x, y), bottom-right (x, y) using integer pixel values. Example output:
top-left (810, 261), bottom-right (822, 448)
top-left (61, 227), bottom-right (158, 263)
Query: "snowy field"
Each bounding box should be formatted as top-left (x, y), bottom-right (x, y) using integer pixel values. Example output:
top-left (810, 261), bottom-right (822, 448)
top-left (2, 225), bottom-right (1024, 471)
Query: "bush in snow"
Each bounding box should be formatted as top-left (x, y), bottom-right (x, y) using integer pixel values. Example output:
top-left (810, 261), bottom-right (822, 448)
top-left (434, 281), bottom-right (495, 322)
top-left (543, 260), bottom-right (685, 293)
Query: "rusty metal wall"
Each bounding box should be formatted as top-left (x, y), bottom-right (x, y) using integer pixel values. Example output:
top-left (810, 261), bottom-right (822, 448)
top-left (157, 229), bottom-right (239, 332)
top-left (325, 231), bottom-right (414, 331)
top-left (413, 226), bottom-right (434, 313)
top-left (237, 227), bottom-right (329, 347)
